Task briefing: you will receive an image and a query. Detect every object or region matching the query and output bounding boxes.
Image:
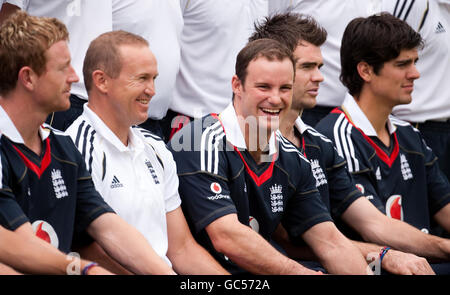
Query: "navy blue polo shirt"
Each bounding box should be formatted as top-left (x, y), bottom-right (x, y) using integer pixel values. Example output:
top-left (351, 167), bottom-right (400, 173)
top-left (0, 107), bottom-right (114, 253)
top-left (294, 117), bottom-right (364, 219)
top-left (316, 96), bottom-right (450, 234)
top-left (168, 104), bottom-right (332, 272)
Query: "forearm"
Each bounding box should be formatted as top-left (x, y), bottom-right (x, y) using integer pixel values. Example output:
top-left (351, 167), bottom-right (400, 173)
top-left (344, 198), bottom-right (450, 261)
top-left (74, 241), bottom-right (133, 275)
top-left (211, 226), bottom-right (316, 275)
top-left (303, 222), bottom-right (368, 274)
top-left (3, 224), bottom-right (72, 274)
top-left (351, 240), bottom-right (435, 275)
top-left (314, 237), bottom-right (368, 275)
top-left (0, 262), bottom-right (21, 274)
top-left (365, 218), bottom-right (450, 261)
top-left (271, 224), bottom-right (318, 261)
top-left (88, 213), bottom-right (175, 275)
top-left (4, 226), bottom-right (109, 274)
top-left (169, 241), bottom-right (229, 275)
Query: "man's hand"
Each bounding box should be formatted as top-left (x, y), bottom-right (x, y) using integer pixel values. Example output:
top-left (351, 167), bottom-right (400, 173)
top-left (381, 250), bottom-right (435, 275)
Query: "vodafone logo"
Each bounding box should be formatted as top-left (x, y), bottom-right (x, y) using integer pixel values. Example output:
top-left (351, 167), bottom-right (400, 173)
top-left (32, 220), bottom-right (59, 248)
top-left (385, 195), bottom-right (403, 221)
top-left (249, 216), bottom-right (259, 233)
top-left (355, 184), bottom-right (364, 194)
top-left (210, 182), bottom-right (222, 194)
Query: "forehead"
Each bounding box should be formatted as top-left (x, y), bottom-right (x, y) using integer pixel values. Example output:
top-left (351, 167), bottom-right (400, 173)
top-left (293, 41), bottom-right (323, 62)
top-left (393, 48), bottom-right (419, 61)
top-left (245, 56), bottom-right (294, 81)
top-left (118, 44), bottom-right (157, 72)
top-left (45, 40), bottom-right (71, 62)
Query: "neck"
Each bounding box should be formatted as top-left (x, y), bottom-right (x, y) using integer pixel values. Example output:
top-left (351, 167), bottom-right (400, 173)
top-left (280, 108), bottom-right (301, 148)
top-left (1, 92), bottom-right (45, 154)
top-left (243, 123), bottom-right (268, 164)
top-left (356, 90), bottom-right (392, 145)
top-left (87, 93), bottom-right (129, 146)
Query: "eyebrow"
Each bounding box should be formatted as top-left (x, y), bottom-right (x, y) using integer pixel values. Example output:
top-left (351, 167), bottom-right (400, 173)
top-left (395, 57), bottom-right (418, 65)
top-left (299, 61), bottom-right (324, 67)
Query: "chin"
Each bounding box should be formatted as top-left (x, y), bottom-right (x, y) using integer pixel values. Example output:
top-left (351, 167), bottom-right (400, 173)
top-left (55, 102), bottom-right (71, 112)
top-left (135, 114), bottom-right (149, 125)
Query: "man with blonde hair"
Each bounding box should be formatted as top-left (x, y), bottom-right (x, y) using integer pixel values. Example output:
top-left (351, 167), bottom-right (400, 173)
top-left (0, 11), bottom-right (180, 275)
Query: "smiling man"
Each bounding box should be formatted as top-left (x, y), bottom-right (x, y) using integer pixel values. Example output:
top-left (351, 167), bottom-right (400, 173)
top-left (249, 12), bottom-right (450, 275)
top-left (316, 13), bottom-right (450, 249)
top-left (66, 31), bottom-right (228, 275)
top-left (168, 38), bottom-right (369, 274)
top-left (0, 11), bottom-right (180, 275)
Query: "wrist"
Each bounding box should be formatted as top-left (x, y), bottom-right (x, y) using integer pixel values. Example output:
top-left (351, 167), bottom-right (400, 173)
top-left (82, 262), bottom-right (99, 275)
top-left (379, 246), bottom-right (391, 266)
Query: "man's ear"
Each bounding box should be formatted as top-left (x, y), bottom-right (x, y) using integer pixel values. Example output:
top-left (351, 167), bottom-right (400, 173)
top-left (356, 61), bottom-right (373, 82)
top-left (91, 70), bottom-right (109, 94)
top-left (231, 75), bottom-right (243, 99)
top-left (17, 66), bottom-right (38, 91)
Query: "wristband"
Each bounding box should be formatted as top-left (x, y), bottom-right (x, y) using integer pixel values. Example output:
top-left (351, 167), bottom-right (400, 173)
top-left (379, 246), bottom-right (391, 265)
top-left (82, 262), bottom-right (98, 275)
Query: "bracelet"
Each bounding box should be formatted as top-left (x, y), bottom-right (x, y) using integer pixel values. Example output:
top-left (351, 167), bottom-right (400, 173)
top-left (379, 246), bottom-right (391, 265)
top-left (82, 262), bottom-right (98, 275)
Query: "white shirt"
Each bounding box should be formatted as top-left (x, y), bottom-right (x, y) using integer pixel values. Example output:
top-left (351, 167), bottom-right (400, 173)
top-left (393, 0), bottom-right (450, 122)
top-left (219, 103), bottom-right (278, 155)
top-left (112, 0), bottom-right (183, 119)
top-left (270, 0), bottom-right (450, 122)
top-left (171, 0), bottom-right (268, 118)
top-left (269, 0), bottom-right (378, 108)
top-left (66, 104), bottom-right (181, 265)
top-left (0, 105), bottom-right (52, 144)
top-left (3, 0), bottom-right (113, 101)
top-left (342, 93), bottom-right (398, 136)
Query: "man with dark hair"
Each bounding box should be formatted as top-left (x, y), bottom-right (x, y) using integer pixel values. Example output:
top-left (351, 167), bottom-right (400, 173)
top-left (0, 11), bottom-right (184, 275)
top-left (270, 1), bottom-right (450, 190)
top-left (169, 38), bottom-right (369, 275)
top-left (252, 12), bottom-right (450, 275)
top-left (316, 13), bottom-right (450, 272)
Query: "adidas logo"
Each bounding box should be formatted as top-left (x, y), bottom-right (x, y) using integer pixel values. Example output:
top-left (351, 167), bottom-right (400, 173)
top-left (436, 22), bottom-right (445, 34)
top-left (110, 175), bottom-right (124, 188)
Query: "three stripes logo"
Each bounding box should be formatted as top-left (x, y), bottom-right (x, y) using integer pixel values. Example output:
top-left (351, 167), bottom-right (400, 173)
top-left (435, 22), bottom-right (445, 34)
top-left (110, 175), bottom-right (124, 189)
top-left (393, 0), bottom-right (416, 22)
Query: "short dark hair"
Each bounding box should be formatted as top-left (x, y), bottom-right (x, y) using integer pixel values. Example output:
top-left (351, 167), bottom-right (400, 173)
top-left (235, 38), bottom-right (295, 87)
top-left (340, 12), bottom-right (424, 97)
top-left (249, 12), bottom-right (327, 52)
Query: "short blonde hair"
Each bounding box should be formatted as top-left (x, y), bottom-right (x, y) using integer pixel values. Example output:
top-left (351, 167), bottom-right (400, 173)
top-left (0, 11), bottom-right (69, 95)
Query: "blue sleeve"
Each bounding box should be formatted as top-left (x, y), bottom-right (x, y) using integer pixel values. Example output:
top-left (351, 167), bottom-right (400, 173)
top-left (169, 119), bottom-right (237, 233)
top-left (283, 155), bottom-right (333, 239)
top-left (421, 136), bottom-right (450, 215)
top-left (327, 152), bottom-right (364, 219)
top-left (0, 154), bottom-right (29, 230)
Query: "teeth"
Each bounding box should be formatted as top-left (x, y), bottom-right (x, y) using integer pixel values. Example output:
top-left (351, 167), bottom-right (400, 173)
top-left (262, 108), bottom-right (280, 114)
top-left (137, 99), bottom-right (149, 104)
